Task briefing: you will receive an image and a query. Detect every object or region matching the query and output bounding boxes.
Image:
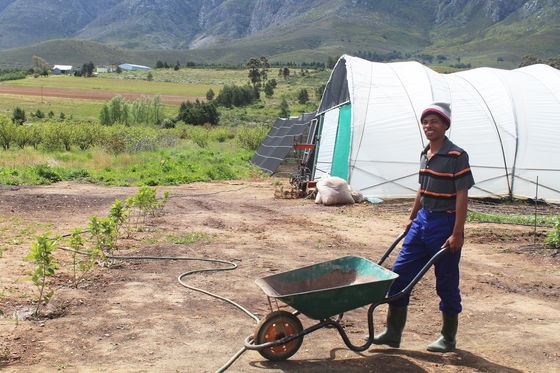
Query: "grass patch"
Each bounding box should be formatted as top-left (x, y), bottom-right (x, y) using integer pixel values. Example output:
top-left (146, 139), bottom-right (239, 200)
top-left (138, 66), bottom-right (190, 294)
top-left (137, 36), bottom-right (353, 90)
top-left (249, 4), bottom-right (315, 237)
top-left (0, 94), bottom-right (177, 121)
top-left (0, 139), bottom-right (262, 186)
top-left (1, 75), bottom-right (220, 96)
top-left (467, 211), bottom-right (558, 227)
top-left (166, 232), bottom-right (213, 244)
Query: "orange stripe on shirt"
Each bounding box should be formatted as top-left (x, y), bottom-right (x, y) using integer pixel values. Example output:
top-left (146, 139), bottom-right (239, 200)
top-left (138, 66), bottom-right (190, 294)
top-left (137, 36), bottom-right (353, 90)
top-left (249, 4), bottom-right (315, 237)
top-left (448, 151), bottom-right (462, 155)
top-left (419, 168), bottom-right (454, 177)
top-left (420, 189), bottom-right (457, 197)
top-left (455, 167), bottom-right (472, 176)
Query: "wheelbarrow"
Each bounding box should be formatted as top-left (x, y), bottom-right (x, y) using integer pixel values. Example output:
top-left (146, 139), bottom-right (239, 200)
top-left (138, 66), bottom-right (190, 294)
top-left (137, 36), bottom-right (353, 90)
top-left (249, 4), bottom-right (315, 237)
top-left (244, 232), bottom-right (450, 361)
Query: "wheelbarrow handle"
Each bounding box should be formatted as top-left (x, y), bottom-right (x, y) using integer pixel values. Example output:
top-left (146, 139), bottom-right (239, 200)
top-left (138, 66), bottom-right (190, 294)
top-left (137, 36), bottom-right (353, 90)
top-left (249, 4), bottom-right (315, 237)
top-left (382, 245), bottom-right (450, 304)
top-left (377, 231), bottom-right (407, 266)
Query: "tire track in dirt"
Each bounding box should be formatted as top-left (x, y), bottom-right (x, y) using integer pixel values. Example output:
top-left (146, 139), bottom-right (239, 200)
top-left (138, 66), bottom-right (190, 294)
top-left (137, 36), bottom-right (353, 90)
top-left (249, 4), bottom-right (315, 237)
top-left (0, 85), bottom-right (204, 105)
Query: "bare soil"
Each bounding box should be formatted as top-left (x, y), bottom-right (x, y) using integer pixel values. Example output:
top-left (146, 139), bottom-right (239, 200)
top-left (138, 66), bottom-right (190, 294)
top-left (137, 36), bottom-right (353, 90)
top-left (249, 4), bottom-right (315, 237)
top-left (0, 180), bottom-right (559, 373)
top-left (0, 85), bottom-right (204, 105)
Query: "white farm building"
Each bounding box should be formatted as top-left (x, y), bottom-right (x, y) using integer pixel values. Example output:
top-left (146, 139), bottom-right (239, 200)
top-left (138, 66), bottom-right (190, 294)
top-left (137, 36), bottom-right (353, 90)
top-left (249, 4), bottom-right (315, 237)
top-left (52, 65), bottom-right (73, 75)
top-left (118, 63), bottom-right (151, 71)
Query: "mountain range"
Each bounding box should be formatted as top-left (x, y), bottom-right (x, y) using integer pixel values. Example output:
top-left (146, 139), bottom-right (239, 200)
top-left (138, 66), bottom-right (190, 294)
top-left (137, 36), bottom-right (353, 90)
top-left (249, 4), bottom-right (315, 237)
top-left (0, 0), bottom-right (558, 67)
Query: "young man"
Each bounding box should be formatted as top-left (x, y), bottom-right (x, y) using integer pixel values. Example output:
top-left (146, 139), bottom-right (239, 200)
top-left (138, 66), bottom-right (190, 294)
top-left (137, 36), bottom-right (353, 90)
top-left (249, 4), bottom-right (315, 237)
top-left (374, 102), bottom-right (475, 352)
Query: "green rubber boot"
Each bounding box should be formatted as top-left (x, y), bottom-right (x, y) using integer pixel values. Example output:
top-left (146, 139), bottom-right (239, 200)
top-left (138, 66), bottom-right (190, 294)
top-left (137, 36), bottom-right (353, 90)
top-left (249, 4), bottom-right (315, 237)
top-left (427, 313), bottom-right (458, 352)
top-left (373, 305), bottom-right (407, 348)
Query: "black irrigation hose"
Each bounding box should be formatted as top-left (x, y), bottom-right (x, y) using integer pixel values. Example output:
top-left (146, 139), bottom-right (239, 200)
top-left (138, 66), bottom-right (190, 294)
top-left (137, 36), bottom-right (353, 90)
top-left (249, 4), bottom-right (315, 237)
top-left (58, 246), bottom-right (258, 372)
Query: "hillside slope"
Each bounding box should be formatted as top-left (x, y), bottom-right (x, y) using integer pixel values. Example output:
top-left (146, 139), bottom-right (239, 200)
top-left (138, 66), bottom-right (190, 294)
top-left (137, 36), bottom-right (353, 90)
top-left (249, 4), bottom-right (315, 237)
top-left (0, 0), bottom-right (557, 67)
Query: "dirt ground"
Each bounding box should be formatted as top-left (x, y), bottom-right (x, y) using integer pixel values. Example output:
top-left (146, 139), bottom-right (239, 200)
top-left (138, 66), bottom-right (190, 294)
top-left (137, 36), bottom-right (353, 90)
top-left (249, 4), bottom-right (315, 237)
top-left (0, 85), bottom-right (204, 105)
top-left (0, 180), bottom-right (559, 373)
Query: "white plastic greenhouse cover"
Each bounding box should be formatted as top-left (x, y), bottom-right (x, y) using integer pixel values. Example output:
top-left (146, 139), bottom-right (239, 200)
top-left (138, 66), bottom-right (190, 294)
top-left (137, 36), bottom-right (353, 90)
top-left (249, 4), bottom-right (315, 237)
top-left (314, 55), bottom-right (560, 201)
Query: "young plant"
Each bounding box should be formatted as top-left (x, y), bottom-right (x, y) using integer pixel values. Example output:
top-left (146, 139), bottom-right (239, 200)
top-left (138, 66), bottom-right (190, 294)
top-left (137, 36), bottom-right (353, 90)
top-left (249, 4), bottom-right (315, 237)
top-left (546, 215), bottom-right (560, 248)
top-left (88, 216), bottom-right (117, 260)
top-left (126, 186), bottom-right (168, 229)
top-left (108, 199), bottom-right (130, 240)
top-left (68, 228), bottom-right (100, 287)
top-left (25, 233), bottom-right (59, 316)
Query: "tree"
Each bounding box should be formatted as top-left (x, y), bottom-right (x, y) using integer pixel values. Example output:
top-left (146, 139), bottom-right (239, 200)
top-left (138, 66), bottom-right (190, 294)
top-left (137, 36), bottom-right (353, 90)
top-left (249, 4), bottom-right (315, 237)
top-left (519, 55), bottom-right (539, 67)
top-left (81, 62), bottom-right (95, 77)
top-left (264, 81), bottom-right (274, 98)
top-left (12, 107), bottom-right (26, 125)
top-left (282, 67), bottom-right (290, 80)
top-left (215, 85), bottom-right (258, 108)
top-left (156, 60), bottom-right (164, 69)
top-left (279, 98), bottom-right (290, 118)
top-left (247, 57), bottom-right (262, 88)
top-left (260, 56), bottom-right (270, 83)
top-left (116, 65), bottom-right (122, 74)
top-left (99, 105), bottom-right (111, 125)
top-left (32, 56), bottom-right (50, 75)
top-left (177, 100), bottom-right (219, 126)
top-left (327, 56), bottom-right (340, 69)
top-left (206, 89), bottom-right (215, 101)
top-left (106, 96), bottom-right (128, 124)
top-left (437, 55), bottom-right (448, 64)
top-left (297, 88), bottom-right (309, 104)
top-left (147, 72), bottom-right (153, 81)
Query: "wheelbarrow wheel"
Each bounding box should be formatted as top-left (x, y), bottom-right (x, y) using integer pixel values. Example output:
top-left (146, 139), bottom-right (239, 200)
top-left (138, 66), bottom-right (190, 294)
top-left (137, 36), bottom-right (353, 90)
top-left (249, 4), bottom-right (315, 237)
top-left (254, 310), bottom-right (304, 361)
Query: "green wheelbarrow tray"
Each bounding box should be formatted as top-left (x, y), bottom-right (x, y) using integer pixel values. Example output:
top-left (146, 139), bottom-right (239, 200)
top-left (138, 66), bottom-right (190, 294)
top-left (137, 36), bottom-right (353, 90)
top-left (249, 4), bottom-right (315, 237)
top-left (246, 233), bottom-right (450, 361)
top-left (255, 255), bottom-right (399, 320)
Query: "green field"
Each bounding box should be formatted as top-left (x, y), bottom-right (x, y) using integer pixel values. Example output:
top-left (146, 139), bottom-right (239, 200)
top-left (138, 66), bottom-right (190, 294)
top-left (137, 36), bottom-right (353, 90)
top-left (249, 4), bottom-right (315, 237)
top-left (0, 94), bottom-right (178, 122)
top-left (0, 74), bottom-right (221, 95)
top-left (100, 68), bottom-right (249, 85)
top-left (0, 66), bottom-right (329, 186)
top-left (0, 66), bottom-right (329, 123)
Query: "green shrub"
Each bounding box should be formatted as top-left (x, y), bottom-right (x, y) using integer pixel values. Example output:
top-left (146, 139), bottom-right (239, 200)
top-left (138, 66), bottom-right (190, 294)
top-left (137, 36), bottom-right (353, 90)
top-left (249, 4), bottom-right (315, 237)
top-left (34, 164), bottom-right (62, 183)
top-left (161, 118), bottom-right (176, 129)
top-left (189, 126), bottom-right (210, 148)
top-left (41, 121), bottom-right (74, 151)
top-left (101, 125), bottom-right (178, 154)
top-left (25, 233), bottom-right (59, 316)
top-left (215, 84), bottom-right (257, 108)
top-left (236, 125), bottom-right (268, 150)
top-left (0, 70), bottom-right (27, 82)
top-left (12, 107), bottom-right (26, 125)
top-left (14, 125), bottom-right (32, 149)
top-left (177, 100), bottom-right (219, 126)
top-left (73, 122), bottom-right (102, 150)
top-left (546, 216), bottom-right (560, 248)
top-left (297, 88), bottom-right (309, 104)
top-left (0, 115), bottom-right (17, 149)
top-left (209, 127), bottom-right (235, 143)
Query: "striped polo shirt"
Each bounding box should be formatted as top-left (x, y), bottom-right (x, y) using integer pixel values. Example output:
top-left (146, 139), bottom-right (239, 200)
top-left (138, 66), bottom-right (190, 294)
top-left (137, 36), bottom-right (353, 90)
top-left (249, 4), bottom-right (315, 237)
top-left (419, 137), bottom-right (475, 212)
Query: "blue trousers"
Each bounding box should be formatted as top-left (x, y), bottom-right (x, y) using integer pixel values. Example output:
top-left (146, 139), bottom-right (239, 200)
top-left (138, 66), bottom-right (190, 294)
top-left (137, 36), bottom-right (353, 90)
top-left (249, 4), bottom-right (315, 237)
top-left (388, 208), bottom-right (462, 314)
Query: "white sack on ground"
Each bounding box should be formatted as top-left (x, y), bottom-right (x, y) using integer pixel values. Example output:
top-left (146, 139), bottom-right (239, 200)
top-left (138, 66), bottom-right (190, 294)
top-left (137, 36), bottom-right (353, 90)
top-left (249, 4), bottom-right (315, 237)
top-left (316, 176), bottom-right (355, 206)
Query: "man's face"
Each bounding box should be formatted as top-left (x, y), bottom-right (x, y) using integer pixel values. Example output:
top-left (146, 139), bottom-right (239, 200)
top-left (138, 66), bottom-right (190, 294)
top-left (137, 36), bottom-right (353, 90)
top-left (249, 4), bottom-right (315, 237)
top-left (422, 114), bottom-right (448, 141)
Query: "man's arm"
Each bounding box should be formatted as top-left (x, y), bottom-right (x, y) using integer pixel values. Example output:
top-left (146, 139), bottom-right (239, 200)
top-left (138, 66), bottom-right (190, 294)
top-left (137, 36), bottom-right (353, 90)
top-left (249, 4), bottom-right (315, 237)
top-left (443, 188), bottom-right (468, 252)
top-left (405, 188), bottom-right (423, 233)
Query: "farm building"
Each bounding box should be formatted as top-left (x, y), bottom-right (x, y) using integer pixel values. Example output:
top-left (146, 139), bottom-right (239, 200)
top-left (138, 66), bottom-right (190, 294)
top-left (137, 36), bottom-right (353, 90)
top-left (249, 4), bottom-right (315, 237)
top-left (118, 63), bottom-right (151, 71)
top-left (306, 55), bottom-right (560, 201)
top-left (52, 65), bottom-right (73, 75)
top-left (96, 66), bottom-right (117, 73)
